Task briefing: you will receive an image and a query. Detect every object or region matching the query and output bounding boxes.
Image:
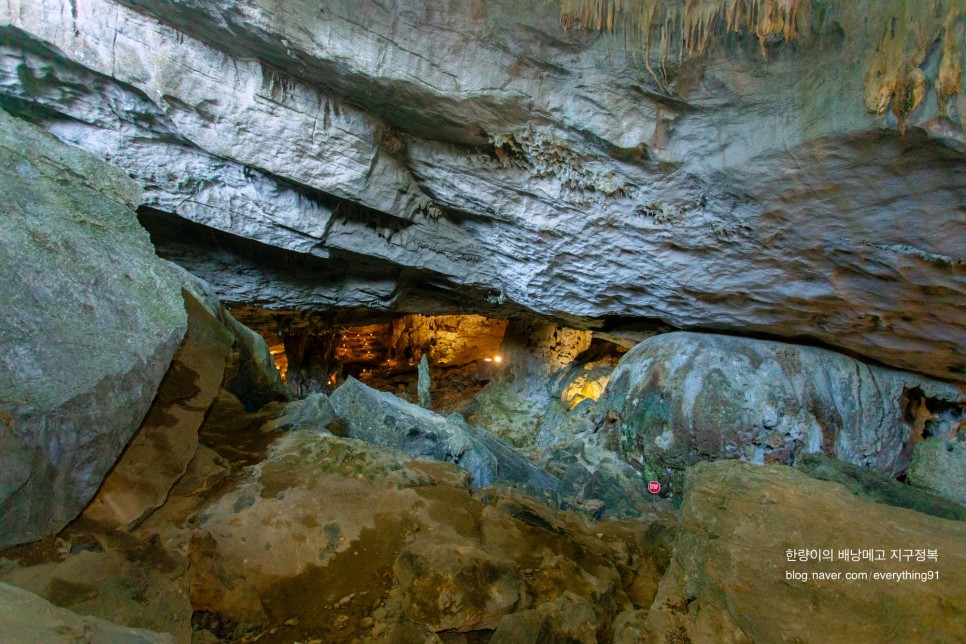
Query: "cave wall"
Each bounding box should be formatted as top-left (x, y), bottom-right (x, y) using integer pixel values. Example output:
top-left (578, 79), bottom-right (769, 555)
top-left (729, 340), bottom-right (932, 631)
top-left (0, 0), bottom-right (963, 382)
top-left (385, 315), bottom-right (508, 368)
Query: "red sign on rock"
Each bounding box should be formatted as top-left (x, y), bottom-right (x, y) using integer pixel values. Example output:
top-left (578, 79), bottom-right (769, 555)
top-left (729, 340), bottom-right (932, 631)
top-left (647, 480), bottom-right (661, 494)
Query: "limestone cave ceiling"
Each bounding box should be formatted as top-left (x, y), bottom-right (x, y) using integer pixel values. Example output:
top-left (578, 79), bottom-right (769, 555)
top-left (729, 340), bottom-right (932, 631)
top-left (0, 0), bottom-right (964, 381)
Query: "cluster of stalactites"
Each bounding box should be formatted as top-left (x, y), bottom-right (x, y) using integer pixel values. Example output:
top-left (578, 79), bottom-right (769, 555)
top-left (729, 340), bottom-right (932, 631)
top-left (863, 3), bottom-right (964, 135)
top-left (555, 0), bottom-right (966, 135)
top-left (557, 0), bottom-right (811, 84)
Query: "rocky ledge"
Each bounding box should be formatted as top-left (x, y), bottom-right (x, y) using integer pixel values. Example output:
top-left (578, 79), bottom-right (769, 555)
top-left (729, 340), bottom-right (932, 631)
top-left (0, 0), bottom-right (964, 380)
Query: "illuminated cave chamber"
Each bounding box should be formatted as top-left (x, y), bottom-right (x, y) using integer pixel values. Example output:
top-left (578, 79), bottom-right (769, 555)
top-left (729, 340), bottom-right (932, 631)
top-left (230, 308), bottom-right (629, 416)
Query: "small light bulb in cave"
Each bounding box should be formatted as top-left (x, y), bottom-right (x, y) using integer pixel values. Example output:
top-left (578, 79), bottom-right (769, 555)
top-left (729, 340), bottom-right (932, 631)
top-left (494, 355), bottom-right (502, 363)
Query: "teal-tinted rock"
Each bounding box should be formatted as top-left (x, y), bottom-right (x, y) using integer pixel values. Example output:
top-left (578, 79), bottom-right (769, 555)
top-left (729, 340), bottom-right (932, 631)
top-left (596, 332), bottom-right (965, 498)
top-left (0, 108), bottom-right (187, 547)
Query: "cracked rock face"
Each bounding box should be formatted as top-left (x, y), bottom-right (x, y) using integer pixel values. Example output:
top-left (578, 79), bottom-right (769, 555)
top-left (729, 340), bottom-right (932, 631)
top-left (0, 0), bottom-right (964, 381)
top-left (0, 108), bottom-right (187, 548)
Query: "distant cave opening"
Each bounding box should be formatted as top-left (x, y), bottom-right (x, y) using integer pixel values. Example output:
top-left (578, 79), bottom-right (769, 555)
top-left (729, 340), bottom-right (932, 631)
top-left (228, 307), bottom-right (630, 418)
top-left (230, 310), bottom-right (510, 413)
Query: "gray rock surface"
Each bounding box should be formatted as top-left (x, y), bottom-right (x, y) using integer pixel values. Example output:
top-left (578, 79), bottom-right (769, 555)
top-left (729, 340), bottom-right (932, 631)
top-left (0, 0), bottom-right (963, 381)
top-left (417, 354), bottom-right (432, 410)
top-left (0, 108), bottom-right (187, 547)
top-left (276, 393), bottom-right (336, 433)
top-left (595, 332), bottom-right (966, 494)
top-left (328, 377), bottom-right (559, 491)
top-left (908, 437), bottom-right (966, 506)
top-left (0, 581), bottom-right (175, 643)
top-left (177, 268), bottom-right (291, 406)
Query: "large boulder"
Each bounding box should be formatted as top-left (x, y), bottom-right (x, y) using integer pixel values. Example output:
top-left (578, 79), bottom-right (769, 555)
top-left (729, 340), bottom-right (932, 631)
top-left (0, 108), bottom-right (187, 547)
top-left (0, 581), bottom-right (174, 643)
top-left (645, 461), bottom-right (966, 642)
top-left (596, 332), bottom-right (966, 495)
top-left (81, 271), bottom-right (291, 531)
top-left (186, 429), bottom-right (659, 641)
top-left (328, 377), bottom-right (559, 491)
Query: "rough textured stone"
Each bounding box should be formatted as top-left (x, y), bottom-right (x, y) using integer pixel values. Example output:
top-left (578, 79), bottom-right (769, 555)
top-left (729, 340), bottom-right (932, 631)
top-left (464, 320), bottom-right (604, 448)
top-left (395, 540), bottom-right (520, 631)
top-left (328, 377), bottom-right (559, 491)
top-left (274, 393), bottom-right (336, 434)
top-left (417, 354), bottom-right (432, 410)
top-left (186, 430), bottom-right (659, 640)
top-left (0, 0), bottom-right (963, 381)
top-left (386, 315), bottom-right (508, 368)
top-left (596, 332), bottom-right (966, 496)
top-left (80, 289), bottom-right (233, 530)
top-left (645, 461), bottom-right (966, 642)
top-left (908, 437), bottom-right (966, 506)
top-left (794, 453), bottom-right (966, 521)
top-left (489, 592), bottom-right (598, 644)
top-left (0, 581), bottom-right (175, 643)
top-left (179, 268), bottom-right (291, 407)
top-left (0, 107), bottom-right (186, 548)
top-left (219, 309), bottom-right (291, 409)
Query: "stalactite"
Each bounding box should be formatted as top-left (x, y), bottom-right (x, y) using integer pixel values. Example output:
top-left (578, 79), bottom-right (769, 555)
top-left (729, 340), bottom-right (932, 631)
top-left (553, 0), bottom-right (965, 135)
top-left (937, 10), bottom-right (964, 118)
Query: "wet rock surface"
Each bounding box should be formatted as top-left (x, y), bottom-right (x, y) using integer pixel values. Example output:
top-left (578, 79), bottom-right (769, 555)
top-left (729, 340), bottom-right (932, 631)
top-left (81, 272), bottom-right (292, 532)
top-left (0, 2), bottom-right (964, 641)
top-left (0, 107), bottom-right (187, 547)
top-left (185, 429), bottom-right (666, 643)
top-left (0, 380), bottom-right (963, 642)
top-left (80, 288), bottom-right (234, 530)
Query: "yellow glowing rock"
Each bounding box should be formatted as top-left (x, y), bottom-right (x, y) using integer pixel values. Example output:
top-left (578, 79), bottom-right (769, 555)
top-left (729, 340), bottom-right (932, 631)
top-left (937, 11), bottom-right (964, 117)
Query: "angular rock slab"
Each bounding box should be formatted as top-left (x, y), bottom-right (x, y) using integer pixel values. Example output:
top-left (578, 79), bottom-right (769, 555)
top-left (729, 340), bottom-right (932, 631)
top-left (0, 581), bottom-right (175, 643)
top-left (597, 332), bottom-right (966, 493)
top-left (80, 288), bottom-right (234, 530)
top-left (328, 377), bottom-right (559, 491)
top-left (0, 108), bottom-right (186, 547)
top-left (645, 461), bottom-right (966, 642)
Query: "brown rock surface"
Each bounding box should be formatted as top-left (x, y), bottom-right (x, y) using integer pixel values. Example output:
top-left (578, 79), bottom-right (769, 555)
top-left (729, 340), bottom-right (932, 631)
top-left (81, 289), bottom-right (234, 530)
top-left (186, 430), bottom-right (666, 641)
top-left (646, 460), bottom-right (966, 642)
top-left (0, 581), bottom-right (174, 643)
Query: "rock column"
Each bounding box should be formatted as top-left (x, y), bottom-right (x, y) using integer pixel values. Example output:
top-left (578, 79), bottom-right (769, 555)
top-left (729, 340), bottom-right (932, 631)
top-left (418, 354), bottom-right (432, 410)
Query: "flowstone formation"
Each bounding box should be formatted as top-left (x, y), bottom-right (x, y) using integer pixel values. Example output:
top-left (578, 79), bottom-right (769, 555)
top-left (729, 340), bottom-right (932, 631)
top-left (595, 332), bottom-right (966, 495)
